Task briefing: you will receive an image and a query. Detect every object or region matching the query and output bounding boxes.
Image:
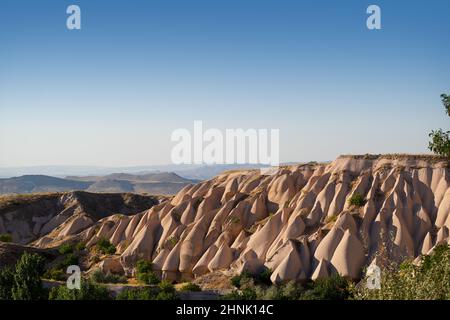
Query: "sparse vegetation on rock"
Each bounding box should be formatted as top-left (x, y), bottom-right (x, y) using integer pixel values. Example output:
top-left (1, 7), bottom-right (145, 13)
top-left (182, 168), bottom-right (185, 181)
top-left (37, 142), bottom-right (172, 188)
top-left (58, 243), bottom-right (74, 255)
top-left (348, 193), bottom-right (365, 207)
top-left (96, 238), bottom-right (116, 255)
top-left (0, 233), bottom-right (12, 243)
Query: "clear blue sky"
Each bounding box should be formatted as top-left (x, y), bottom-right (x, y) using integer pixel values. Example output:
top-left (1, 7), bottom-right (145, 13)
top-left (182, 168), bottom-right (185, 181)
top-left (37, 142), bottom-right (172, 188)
top-left (0, 0), bottom-right (449, 167)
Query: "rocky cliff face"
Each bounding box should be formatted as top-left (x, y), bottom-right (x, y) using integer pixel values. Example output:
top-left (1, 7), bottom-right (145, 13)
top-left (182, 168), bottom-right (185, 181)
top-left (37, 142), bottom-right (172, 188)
top-left (6, 156), bottom-right (450, 284)
top-left (0, 192), bottom-right (159, 245)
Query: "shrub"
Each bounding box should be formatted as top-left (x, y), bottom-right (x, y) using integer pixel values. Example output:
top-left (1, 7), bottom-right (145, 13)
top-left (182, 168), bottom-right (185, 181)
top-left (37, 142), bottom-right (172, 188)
top-left (325, 215), bottom-right (338, 224)
top-left (231, 269), bottom-right (272, 288)
top-left (44, 268), bottom-right (65, 281)
top-left (116, 284), bottom-right (177, 300)
top-left (226, 273), bottom-right (303, 300)
top-left (116, 287), bottom-right (159, 300)
top-left (348, 193), bottom-right (366, 207)
top-left (0, 267), bottom-right (14, 300)
top-left (300, 274), bottom-right (351, 300)
top-left (58, 243), bottom-right (74, 255)
top-left (136, 259), bottom-right (159, 285)
top-left (0, 233), bottom-right (12, 243)
top-left (167, 236), bottom-right (178, 247)
top-left (230, 271), bottom-right (252, 288)
top-left (96, 238), bottom-right (116, 255)
top-left (257, 268), bottom-right (273, 286)
top-left (354, 244), bottom-right (450, 300)
top-left (280, 281), bottom-right (304, 300)
top-left (57, 253), bottom-right (79, 270)
top-left (49, 279), bottom-right (111, 300)
top-left (221, 287), bottom-right (257, 300)
top-left (75, 242), bottom-right (86, 251)
top-left (180, 282), bottom-right (201, 292)
top-left (90, 269), bottom-right (127, 284)
top-left (12, 252), bottom-right (46, 300)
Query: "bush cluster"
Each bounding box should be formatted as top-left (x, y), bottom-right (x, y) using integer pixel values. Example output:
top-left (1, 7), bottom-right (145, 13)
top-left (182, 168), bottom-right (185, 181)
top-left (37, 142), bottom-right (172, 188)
top-left (116, 280), bottom-right (177, 300)
top-left (224, 270), bottom-right (351, 300)
top-left (348, 193), bottom-right (366, 207)
top-left (90, 269), bottom-right (127, 284)
top-left (135, 259), bottom-right (160, 285)
top-left (49, 279), bottom-right (111, 300)
top-left (96, 238), bottom-right (116, 255)
top-left (180, 282), bottom-right (202, 292)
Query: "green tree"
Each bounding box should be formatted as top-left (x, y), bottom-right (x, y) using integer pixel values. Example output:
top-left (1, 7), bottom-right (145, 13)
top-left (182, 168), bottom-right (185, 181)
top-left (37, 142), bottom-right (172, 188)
top-left (428, 94), bottom-right (450, 157)
top-left (135, 259), bottom-right (159, 285)
top-left (11, 252), bottom-right (46, 300)
top-left (0, 267), bottom-right (14, 300)
top-left (442, 93), bottom-right (450, 116)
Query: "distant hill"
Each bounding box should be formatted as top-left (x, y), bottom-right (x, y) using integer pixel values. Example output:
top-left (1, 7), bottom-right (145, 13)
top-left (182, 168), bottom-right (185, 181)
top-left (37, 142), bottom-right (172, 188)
top-left (0, 164), bottom-right (269, 181)
top-left (0, 172), bottom-right (197, 195)
top-left (0, 175), bottom-right (91, 194)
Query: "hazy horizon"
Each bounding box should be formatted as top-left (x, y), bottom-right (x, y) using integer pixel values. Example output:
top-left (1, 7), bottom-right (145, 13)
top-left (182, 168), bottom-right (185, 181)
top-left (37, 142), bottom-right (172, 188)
top-left (1, 0), bottom-right (450, 167)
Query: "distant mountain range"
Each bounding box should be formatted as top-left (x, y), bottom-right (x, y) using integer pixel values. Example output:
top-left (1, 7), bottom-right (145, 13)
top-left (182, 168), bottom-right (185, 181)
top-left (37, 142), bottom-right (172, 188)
top-left (0, 172), bottom-right (198, 195)
top-left (0, 163), bottom-right (269, 181)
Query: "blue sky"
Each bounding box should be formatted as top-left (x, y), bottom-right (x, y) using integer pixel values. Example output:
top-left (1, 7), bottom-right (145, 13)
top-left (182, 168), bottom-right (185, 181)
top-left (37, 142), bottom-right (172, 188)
top-left (0, 0), bottom-right (449, 167)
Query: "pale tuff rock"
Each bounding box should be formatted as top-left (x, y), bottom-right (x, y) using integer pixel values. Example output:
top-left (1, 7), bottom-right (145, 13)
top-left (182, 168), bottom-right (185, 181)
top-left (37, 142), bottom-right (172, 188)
top-left (120, 212), bottom-right (161, 272)
top-left (7, 155), bottom-right (449, 284)
top-left (244, 210), bottom-right (284, 261)
top-left (330, 230), bottom-right (365, 279)
top-left (268, 173), bottom-right (296, 205)
top-left (414, 207), bottom-right (432, 246)
top-left (58, 215), bottom-right (94, 237)
top-left (436, 189), bottom-right (450, 228)
top-left (391, 209), bottom-right (415, 258)
top-left (311, 259), bottom-right (329, 281)
top-left (192, 245), bottom-right (218, 276)
top-left (421, 232), bottom-right (433, 255)
top-left (313, 227), bottom-right (345, 264)
top-left (334, 212), bottom-right (357, 235)
top-left (99, 256), bottom-right (124, 275)
top-left (207, 242), bottom-right (233, 272)
top-left (270, 241), bottom-right (304, 284)
top-left (436, 226), bottom-right (449, 245)
top-left (162, 241), bottom-right (182, 281)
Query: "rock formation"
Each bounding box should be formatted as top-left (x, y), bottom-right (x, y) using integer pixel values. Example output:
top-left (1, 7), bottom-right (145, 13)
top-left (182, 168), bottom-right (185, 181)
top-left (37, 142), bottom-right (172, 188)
top-left (2, 155), bottom-right (449, 284)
